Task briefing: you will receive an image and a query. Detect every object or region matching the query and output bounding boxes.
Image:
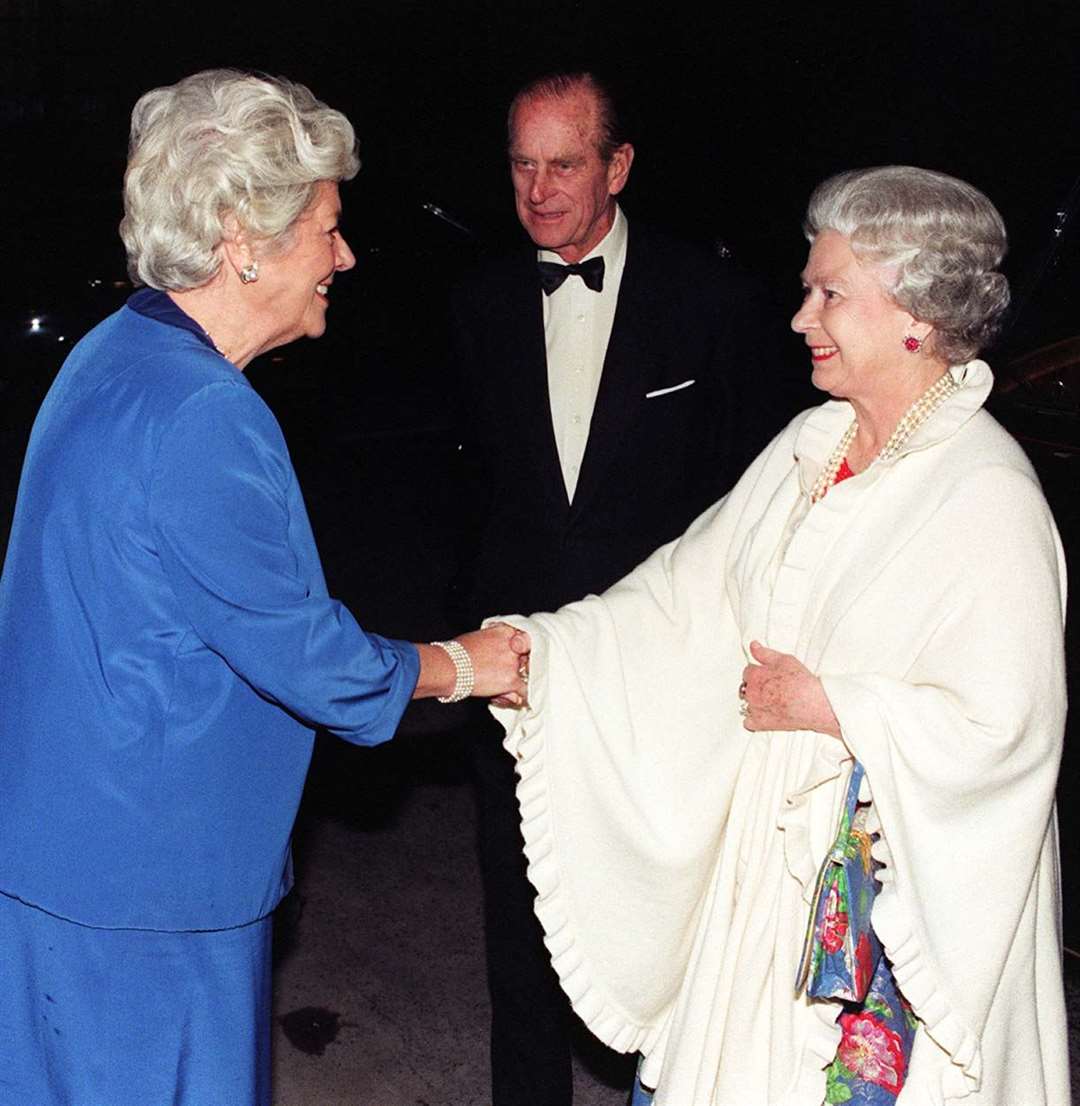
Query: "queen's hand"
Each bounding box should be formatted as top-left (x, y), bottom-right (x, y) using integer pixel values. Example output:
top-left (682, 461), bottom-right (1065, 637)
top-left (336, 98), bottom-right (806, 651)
top-left (739, 640), bottom-right (840, 736)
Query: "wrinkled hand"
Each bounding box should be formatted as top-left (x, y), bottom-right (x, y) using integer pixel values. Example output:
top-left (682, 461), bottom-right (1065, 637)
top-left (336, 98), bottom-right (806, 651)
top-left (740, 640), bottom-right (840, 736)
top-left (458, 623), bottom-right (531, 708)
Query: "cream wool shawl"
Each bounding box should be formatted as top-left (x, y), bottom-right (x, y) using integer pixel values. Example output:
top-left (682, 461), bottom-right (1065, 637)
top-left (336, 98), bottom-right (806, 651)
top-left (492, 362), bottom-right (1069, 1106)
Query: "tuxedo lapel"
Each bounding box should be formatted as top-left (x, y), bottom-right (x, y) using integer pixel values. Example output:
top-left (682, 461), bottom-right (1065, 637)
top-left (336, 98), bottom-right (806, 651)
top-left (570, 231), bottom-right (655, 518)
top-left (496, 254), bottom-right (570, 511)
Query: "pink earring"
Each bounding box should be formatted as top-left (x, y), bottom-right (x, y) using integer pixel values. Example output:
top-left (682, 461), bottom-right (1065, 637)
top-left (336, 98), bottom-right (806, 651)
top-left (902, 335), bottom-right (922, 353)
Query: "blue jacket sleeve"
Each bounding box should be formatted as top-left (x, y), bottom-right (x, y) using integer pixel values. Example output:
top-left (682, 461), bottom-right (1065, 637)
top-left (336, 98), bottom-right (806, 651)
top-left (147, 379), bottom-right (419, 745)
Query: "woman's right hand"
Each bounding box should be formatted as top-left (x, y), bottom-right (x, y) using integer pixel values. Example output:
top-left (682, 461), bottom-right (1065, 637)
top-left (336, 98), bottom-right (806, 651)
top-left (459, 623), bottom-right (531, 707)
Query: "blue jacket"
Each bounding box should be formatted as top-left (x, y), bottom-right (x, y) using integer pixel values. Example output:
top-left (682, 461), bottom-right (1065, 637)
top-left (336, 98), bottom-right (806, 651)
top-left (0, 293), bottom-right (419, 930)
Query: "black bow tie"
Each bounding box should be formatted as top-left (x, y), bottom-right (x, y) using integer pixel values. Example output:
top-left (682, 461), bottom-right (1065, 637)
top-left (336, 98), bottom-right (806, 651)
top-left (537, 256), bottom-right (605, 295)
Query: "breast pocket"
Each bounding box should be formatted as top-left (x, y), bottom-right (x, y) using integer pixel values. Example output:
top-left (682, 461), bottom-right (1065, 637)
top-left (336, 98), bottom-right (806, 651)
top-left (644, 379), bottom-right (696, 399)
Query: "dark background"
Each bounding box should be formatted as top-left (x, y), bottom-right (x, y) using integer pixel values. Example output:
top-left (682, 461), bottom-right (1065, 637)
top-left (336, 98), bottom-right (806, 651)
top-left (2, 0), bottom-right (1078, 939)
top-left (2, 0), bottom-right (1078, 298)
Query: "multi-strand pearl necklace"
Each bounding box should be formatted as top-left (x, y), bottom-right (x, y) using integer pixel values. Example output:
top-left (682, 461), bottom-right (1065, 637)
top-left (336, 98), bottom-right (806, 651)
top-left (809, 371), bottom-right (959, 503)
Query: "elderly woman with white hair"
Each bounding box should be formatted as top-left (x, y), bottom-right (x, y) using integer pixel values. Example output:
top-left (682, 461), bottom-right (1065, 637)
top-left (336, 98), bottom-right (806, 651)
top-left (0, 69), bottom-right (526, 1105)
top-left (494, 166), bottom-right (1069, 1105)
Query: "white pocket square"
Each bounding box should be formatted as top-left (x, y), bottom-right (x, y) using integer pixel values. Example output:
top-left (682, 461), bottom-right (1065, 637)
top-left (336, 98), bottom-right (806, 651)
top-left (645, 379), bottom-right (696, 399)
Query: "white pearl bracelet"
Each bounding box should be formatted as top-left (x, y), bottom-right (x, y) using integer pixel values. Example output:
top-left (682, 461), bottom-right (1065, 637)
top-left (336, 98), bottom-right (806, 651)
top-left (431, 640), bottom-right (475, 703)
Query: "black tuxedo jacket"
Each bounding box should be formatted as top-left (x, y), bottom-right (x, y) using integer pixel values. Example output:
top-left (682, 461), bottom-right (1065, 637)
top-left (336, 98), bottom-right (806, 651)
top-left (450, 222), bottom-right (793, 623)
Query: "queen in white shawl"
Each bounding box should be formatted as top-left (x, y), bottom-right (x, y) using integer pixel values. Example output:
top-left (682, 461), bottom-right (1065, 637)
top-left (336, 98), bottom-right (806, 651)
top-left (491, 167), bottom-right (1069, 1106)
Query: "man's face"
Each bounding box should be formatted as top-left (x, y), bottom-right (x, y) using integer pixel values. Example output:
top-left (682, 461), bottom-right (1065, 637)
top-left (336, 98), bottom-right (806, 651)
top-left (508, 90), bottom-right (633, 263)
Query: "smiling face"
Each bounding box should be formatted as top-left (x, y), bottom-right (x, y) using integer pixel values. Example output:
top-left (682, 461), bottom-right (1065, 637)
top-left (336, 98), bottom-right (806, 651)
top-left (791, 229), bottom-right (920, 402)
top-left (251, 180), bottom-right (356, 355)
top-left (508, 89), bottom-right (633, 263)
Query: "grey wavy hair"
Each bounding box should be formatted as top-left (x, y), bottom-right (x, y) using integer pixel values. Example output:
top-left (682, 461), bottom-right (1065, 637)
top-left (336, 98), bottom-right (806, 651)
top-left (804, 166), bottom-right (1009, 363)
top-left (120, 69), bottom-right (360, 290)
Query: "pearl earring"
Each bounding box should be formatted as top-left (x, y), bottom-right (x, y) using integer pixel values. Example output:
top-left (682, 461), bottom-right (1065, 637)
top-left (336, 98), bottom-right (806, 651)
top-left (240, 261), bottom-right (259, 285)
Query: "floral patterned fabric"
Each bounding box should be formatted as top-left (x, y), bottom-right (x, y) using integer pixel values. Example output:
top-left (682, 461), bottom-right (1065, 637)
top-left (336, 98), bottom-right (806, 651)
top-left (799, 763), bottom-right (881, 1002)
top-left (800, 762), bottom-right (917, 1103)
top-left (824, 952), bottom-right (919, 1103)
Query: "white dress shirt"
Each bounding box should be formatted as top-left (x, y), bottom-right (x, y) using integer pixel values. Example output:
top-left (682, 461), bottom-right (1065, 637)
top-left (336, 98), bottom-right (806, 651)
top-left (539, 205), bottom-right (629, 502)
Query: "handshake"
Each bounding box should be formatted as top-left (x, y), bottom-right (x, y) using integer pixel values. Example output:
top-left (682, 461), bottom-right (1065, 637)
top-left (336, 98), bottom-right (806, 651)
top-left (419, 623), bottom-right (532, 708)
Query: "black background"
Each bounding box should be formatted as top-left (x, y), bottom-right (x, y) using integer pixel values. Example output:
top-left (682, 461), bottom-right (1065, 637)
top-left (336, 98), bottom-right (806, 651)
top-left (2, 0), bottom-right (1078, 295)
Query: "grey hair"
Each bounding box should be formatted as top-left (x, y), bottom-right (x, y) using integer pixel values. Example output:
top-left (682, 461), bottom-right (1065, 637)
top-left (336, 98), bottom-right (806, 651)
top-left (120, 69), bottom-right (360, 290)
top-left (804, 166), bottom-right (1010, 362)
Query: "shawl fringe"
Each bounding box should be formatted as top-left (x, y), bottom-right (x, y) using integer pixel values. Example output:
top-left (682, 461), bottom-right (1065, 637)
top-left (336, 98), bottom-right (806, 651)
top-left (867, 805), bottom-right (983, 1103)
top-left (504, 639), bottom-right (663, 1056)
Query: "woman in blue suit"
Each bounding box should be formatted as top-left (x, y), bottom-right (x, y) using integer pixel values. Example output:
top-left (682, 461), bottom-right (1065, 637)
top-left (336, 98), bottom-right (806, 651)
top-left (0, 68), bottom-right (527, 1106)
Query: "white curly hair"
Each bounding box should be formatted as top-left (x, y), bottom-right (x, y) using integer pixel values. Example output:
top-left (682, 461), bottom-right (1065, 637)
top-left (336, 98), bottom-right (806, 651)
top-left (120, 69), bottom-right (359, 290)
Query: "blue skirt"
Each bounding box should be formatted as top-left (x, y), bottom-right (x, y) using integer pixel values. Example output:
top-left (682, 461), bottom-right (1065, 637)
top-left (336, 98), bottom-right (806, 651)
top-left (0, 891), bottom-right (272, 1106)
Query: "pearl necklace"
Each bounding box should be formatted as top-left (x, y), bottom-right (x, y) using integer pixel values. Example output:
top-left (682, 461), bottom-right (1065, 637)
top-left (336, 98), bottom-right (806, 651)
top-left (809, 371), bottom-right (959, 503)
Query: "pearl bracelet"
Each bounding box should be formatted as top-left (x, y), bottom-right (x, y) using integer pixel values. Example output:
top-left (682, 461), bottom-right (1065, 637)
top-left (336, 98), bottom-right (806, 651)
top-left (431, 640), bottom-right (475, 703)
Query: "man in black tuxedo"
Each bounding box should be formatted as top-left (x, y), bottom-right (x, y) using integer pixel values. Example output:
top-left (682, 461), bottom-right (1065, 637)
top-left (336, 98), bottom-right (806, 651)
top-left (450, 71), bottom-right (794, 1106)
